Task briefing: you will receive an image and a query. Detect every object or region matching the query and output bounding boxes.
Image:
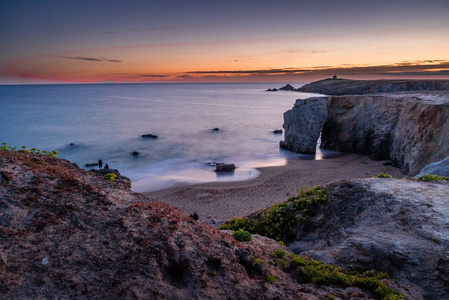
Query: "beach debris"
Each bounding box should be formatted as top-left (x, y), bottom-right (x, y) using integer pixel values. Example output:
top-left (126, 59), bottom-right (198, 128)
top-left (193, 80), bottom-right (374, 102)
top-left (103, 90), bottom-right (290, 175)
top-left (215, 163), bottom-right (236, 172)
top-left (141, 134), bottom-right (158, 139)
top-left (273, 129), bottom-right (283, 134)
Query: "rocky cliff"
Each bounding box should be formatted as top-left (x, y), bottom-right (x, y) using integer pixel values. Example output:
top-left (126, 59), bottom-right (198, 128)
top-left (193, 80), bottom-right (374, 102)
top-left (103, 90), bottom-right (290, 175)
top-left (1, 151), bottom-right (405, 299)
top-left (289, 178), bottom-right (449, 300)
top-left (282, 91), bottom-right (449, 175)
top-left (297, 78), bottom-right (449, 95)
top-left (221, 178), bottom-right (449, 300)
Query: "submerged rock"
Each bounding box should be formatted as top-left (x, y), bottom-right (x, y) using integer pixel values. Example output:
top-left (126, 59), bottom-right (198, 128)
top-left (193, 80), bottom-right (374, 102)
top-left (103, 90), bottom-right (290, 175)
top-left (273, 129), bottom-right (282, 134)
top-left (141, 133), bottom-right (158, 139)
top-left (215, 163), bottom-right (236, 172)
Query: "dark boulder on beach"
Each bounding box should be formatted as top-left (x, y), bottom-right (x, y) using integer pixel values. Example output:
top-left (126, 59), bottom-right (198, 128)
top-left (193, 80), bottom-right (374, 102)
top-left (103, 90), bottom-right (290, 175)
top-left (215, 163), bottom-right (236, 172)
top-left (142, 133), bottom-right (158, 139)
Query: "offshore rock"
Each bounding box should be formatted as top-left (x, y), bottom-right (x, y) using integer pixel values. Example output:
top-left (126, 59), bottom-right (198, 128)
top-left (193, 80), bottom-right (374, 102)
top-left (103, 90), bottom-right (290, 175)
top-left (281, 97), bottom-right (330, 154)
top-left (288, 178), bottom-right (449, 299)
top-left (279, 84), bottom-right (295, 91)
top-left (415, 156), bottom-right (449, 177)
top-left (215, 163), bottom-right (236, 172)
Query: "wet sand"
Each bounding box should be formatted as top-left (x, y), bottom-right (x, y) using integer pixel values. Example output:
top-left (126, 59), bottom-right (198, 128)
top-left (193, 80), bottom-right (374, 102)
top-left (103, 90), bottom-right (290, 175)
top-left (144, 153), bottom-right (404, 226)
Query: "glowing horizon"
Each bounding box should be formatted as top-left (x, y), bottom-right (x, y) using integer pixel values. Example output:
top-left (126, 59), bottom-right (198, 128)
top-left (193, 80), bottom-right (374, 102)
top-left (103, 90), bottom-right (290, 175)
top-left (1, 0), bottom-right (448, 85)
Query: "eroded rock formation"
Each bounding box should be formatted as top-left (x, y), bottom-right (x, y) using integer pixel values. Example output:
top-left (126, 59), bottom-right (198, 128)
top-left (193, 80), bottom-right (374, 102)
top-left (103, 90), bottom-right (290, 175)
top-left (282, 91), bottom-right (449, 175)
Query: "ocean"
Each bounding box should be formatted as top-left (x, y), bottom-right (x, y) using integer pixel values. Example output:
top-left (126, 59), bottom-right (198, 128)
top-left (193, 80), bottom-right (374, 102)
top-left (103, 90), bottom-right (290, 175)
top-left (0, 83), bottom-right (324, 192)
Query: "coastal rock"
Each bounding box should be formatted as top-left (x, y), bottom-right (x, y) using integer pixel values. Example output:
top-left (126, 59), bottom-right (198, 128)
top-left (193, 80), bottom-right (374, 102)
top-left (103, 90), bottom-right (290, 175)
top-left (132, 151), bottom-right (140, 156)
top-left (0, 151), bottom-right (389, 299)
top-left (266, 88), bottom-right (278, 92)
top-left (414, 156), bottom-right (449, 178)
top-left (142, 133), bottom-right (158, 138)
top-left (215, 163), bottom-right (236, 172)
top-left (297, 78), bottom-right (449, 95)
top-left (210, 128), bottom-right (220, 131)
top-left (281, 84), bottom-right (449, 175)
top-left (288, 178), bottom-right (449, 299)
top-left (280, 97), bottom-right (330, 154)
top-left (279, 84), bottom-right (295, 91)
top-left (273, 129), bottom-right (282, 134)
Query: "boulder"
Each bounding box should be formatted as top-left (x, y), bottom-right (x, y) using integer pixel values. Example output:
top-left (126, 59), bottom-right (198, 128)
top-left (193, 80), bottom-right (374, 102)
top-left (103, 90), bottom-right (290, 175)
top-left (215, 163), bottom-right (236, 172)
top-left (273, 129), bottom-right (282, 134)
top-left (132, 151), bottom-right (140, 156)
top-left (280, 97), bottom-right (329, 154)
top-left (142, 134), bottom-right (158, 139)
top-left (415, 156), bottom-right (449, 178)
top-left (266, 88), bottom-right (278, 92)
top-left (210, 128), bottom-right (220, 132)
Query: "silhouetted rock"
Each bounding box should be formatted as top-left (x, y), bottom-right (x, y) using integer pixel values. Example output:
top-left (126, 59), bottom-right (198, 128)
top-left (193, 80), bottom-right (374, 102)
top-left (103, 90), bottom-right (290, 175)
top-left (142, 134), bottom-right (158, 138)
top-left (215, 163), bottom-right (236, 172)
top-left (132, 151), bottom-right (140, 156)
top-left (273, 129), bottom-right (282, 134)
top-left (266, 88), bottom-right (278, 92)
top-left (279, 84), bottom-right (295, 91)
top-left (210, 128), bottom-right (220, 131)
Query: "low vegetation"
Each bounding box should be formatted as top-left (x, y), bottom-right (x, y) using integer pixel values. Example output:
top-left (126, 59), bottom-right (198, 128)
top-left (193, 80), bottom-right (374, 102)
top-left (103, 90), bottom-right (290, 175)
top-left (104, 173), bottom-right (117, 182)
top-left (373, 172), bottom-right (392, 178)
top-left (270, 252), bottom-right (405, 300)
top-left (415, 174), bottom-right (449, 182)
top-left (220, 186), bottom-right (327, 242)
top-left (1, 143), bottom-right (58, 157)
top-left (232, 229), bottom-right (253, 242)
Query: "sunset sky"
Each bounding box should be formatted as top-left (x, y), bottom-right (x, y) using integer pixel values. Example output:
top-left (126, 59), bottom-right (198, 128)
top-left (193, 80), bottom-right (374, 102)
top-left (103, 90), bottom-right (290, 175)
top-left (1, 0), bottom-right (448, 84)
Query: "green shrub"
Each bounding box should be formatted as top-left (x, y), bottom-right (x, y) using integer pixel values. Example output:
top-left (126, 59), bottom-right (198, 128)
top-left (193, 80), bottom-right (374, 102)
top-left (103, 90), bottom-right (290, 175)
top-left (104, 173), bottom-right (117, 182)
top-left (417, 174), bottom-right (449, 182)
top-left (272, 248), bottom-right (286, 259)
top-left (373, 172), bottom-right (393, 178)
top-left (232, 229), bottom-right (252, 242)
top-left (251, 256), bottom-right (263, 264)
top-left (220, 186), bottom-right (327, 242)
top-left (263, 274), bottom-right (278, 283)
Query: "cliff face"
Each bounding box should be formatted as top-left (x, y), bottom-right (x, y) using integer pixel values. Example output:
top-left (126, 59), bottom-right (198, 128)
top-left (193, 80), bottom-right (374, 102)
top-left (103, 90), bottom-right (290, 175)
top-left (1, 151), bottom-right (384, 299)
top-left (282, 92), bottom-right (449, 175)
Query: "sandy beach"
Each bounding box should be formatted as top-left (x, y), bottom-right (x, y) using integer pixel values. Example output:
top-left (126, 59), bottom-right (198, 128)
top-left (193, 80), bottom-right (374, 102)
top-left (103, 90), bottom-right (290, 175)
top-left (144, 153), bottom-right (404, 225)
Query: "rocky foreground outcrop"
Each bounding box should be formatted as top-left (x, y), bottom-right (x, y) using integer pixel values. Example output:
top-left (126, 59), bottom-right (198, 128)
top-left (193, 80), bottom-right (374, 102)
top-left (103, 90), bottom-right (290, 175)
top-left (289, 178), bottom-right (449, 300)
top-left (221, 178), bottom-right (449, 299)
top-left (282, 88), bottom-right (449, 175)
top-left (0, 151), bottom-right (407, 299)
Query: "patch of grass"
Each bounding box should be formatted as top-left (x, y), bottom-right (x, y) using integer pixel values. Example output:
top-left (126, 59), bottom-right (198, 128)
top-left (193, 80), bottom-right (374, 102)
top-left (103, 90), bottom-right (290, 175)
top-left (264, 274), bottom-right (278, 283)
top-left (432, 238), bottom-right (440, 244)
top-left (232, 229), bottom-right (252, 242)
top-left (373, 172), bottom-right (393, 178)
top-left (271, 248), bottom-right (286, 259)
top-left (287, 253), bottom-right (403, 300)
top-left (416, 174), bottom-right (449, 182)
top-left (104, 173), bottom-right (117, 182)
top-left (209, 271), bottom-right (217, 277)
top-left (251, 256), bottom-right (263, 264)
top-left (220, 186), bottom-right (327, 242)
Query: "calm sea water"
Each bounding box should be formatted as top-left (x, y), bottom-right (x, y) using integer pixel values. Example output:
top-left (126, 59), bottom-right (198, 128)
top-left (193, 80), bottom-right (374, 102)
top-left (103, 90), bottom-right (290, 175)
top-left (0, 83), bottom-right (323, 191)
